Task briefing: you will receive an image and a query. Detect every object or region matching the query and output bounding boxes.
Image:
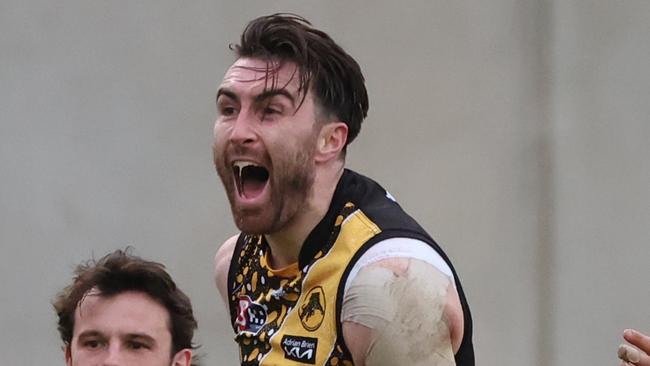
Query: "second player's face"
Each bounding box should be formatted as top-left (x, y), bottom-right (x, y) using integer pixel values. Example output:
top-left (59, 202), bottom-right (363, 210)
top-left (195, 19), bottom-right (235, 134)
top-left (213, 57), bottom-right (321, 235)
top-left (65, 291), bottom-right (190, 366)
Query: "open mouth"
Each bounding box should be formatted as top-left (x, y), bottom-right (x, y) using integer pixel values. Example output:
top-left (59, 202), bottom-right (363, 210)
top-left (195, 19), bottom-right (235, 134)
top-left (233, 161), bottom-right (270, 199)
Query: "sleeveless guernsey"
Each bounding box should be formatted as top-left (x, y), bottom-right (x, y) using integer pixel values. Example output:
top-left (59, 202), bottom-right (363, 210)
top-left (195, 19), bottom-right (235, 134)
top-left (227, 169), bottom-right (474, 365)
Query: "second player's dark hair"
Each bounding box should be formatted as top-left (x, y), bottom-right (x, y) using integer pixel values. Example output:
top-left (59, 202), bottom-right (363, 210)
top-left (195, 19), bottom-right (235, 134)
top-left (52, 249), bottom-right (200, 365)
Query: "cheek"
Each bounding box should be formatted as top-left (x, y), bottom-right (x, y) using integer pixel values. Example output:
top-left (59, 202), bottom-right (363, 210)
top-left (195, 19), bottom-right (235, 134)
top-left (213, 120), bottom-right (230, 142)
top-left (212, 126), bottom-right (228, 151)
top-left (212, 124), bottom-right (221, 143)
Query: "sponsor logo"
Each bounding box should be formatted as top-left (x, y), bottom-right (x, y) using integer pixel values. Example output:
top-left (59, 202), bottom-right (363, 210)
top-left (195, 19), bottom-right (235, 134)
top-left (298, 286), bottom-right (325, 331)
top-left (235, 295), bottom-right (267, 334)
top-left (282, 335), bottom-right (318, 364)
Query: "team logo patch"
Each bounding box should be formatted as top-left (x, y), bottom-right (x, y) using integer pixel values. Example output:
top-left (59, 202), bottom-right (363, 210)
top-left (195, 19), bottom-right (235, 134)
top-left (298, 286), bottom-right (326, 331)
top-left (235, 295), bottom-right (267, 334)
top-left (282, 335), bottom-right (318, 364)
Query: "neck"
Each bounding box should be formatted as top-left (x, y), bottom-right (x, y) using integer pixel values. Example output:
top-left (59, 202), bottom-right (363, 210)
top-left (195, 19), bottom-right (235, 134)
top-left (265, 163), bottom-right (344, 269)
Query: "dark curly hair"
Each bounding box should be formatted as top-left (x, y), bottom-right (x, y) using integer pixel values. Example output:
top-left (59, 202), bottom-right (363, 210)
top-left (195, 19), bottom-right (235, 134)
top-left (52, 249), bottom-right (200, 365)
top-left (233, 13), bottom-right (369, 148)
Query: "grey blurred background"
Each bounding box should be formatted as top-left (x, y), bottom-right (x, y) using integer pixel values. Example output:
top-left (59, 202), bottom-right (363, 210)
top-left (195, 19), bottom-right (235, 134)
top-left (1, 1), bottom-right (649, 365)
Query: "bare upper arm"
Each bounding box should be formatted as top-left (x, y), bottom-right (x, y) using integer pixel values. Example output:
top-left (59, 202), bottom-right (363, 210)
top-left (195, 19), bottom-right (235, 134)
top-left (342, 257), bottom-right (463, 366)
top-left (214, 234), bottom-right (239, 305)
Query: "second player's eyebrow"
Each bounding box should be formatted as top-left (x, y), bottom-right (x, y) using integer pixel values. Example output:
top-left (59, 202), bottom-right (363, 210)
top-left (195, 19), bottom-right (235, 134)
top-left (76, 330), bottom-right (105, 342)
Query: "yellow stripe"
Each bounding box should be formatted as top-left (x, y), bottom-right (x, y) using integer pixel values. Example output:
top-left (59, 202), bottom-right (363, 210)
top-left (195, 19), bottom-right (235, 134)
top-left (261, 210), bottom-right (381, 365)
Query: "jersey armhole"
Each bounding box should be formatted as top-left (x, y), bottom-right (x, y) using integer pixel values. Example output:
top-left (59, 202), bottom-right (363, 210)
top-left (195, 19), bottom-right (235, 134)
top-left (343, 237), bottom-right (455, 293)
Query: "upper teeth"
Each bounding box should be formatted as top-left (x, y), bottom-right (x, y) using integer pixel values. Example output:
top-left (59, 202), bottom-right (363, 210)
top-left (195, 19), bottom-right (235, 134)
top-left (233, 161), bottom-right (259, 180)
top-left (233, 161), bottom-right (258, 170)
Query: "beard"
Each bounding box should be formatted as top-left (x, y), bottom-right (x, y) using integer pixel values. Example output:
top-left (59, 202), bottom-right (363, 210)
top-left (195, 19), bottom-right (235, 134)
top-left (214, 139), bottom-right (316, 235)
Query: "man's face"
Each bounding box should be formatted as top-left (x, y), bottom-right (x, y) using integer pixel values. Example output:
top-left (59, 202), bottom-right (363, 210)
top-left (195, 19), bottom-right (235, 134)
top-left (213, 57), bottom-right (321, 234)
top-left (65, 291), bottom-right (188, 366)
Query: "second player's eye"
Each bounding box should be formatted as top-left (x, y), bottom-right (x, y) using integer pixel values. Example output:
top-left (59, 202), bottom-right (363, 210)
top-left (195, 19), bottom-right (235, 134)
top-left (126, 341), bottom-right (149, 350)
top-left (83, 339), bottom-right (103, 349)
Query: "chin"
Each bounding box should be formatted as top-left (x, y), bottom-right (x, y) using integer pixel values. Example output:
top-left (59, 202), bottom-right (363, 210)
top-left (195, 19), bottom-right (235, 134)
top-left (236, 223), bottom-right (271, 236)
top-left (233, 210), bottom-right (275, 236)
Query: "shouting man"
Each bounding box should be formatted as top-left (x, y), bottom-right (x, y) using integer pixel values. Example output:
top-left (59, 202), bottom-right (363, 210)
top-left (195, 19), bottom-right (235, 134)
top-left (213, 14), bottom-right (474, 366)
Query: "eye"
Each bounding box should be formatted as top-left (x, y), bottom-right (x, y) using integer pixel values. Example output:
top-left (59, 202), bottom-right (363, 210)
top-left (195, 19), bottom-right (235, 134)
top-left (263, 107), bottom-right (280, 115)
top-left (126, 341), bottom-right (150, 350)
top-left (219, 106), bottom-right (237, 117)
top-left (125, 339), bottom-right (151, 351)
top-left (216, 96), bottom-right (238, 118)
top-left (261, 105), bottom-right (283, 121)
top-left (82, 339), bottom-right (103, 349)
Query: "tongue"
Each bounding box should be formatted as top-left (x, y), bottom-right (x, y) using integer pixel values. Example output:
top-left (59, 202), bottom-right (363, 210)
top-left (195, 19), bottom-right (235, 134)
top-left (242, 178), bottom-right (266, 199)
top-left (239, 165), bottom-right (269, 199)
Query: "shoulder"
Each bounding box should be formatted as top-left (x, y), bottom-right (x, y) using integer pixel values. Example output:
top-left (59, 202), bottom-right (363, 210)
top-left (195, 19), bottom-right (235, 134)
top-left (345, 237), bottom-right (454, 290)
top-left (215, 234), bottom-right (239, 262)
top-left (214, 234), bottom-right (239, 303)
top-left (341, 239), bottom-right (464, 365)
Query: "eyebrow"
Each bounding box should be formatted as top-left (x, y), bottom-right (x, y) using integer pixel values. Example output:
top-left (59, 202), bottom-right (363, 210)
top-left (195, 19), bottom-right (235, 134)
top-left (254, 89), bottom-right (295, 108)
top-left (216, 88), bottom-right (296, 108)
top-left (76, 330), bottom-right (157, 345)
top-left (216, 88), bottom-right (239, 104)
top-left (76, 330), bottom-right (104, 340)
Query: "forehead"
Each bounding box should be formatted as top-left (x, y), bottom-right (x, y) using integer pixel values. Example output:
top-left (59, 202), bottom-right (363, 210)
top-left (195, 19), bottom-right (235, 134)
top-left (73, 290), bottom-right (171, 338)
top-left (220, 57), bottom-right (302, 95)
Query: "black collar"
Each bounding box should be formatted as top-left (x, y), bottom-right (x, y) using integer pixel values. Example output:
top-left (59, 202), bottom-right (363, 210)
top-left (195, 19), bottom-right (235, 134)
top-left (297, 169), bottom-right (354, 268)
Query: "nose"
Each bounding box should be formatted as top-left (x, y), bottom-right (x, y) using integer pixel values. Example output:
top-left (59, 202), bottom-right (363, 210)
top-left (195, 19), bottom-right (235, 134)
top-left (228, 112), bottom-right (258, 146)
top-left (101, 344), bottom-right (124, 366)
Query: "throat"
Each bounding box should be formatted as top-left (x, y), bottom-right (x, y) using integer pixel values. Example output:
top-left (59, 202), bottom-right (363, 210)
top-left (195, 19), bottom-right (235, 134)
top-left (264, 228), bottom-right (306, 269)
top-left (263, 201), bottom-right (325, 269)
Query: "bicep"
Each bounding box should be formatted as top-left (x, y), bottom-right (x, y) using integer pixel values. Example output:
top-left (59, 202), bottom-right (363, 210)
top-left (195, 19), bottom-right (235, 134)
top-left (342, 258), bottom-right (460, 366)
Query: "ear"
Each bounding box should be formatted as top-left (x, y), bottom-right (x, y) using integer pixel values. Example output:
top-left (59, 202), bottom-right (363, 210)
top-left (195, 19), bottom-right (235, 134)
top-left (171, 348), bottom-right (192, 366)
top-left (315, 122), bottom-right (348, 163)
top-left (65, 345), bottom-right (72, 366)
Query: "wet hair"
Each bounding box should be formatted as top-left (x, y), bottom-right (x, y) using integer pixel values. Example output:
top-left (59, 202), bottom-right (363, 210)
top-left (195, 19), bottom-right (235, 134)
top-left (53, 249), bottom-right (200, 365)
top-left (233, 13), bottom-right (369, 147)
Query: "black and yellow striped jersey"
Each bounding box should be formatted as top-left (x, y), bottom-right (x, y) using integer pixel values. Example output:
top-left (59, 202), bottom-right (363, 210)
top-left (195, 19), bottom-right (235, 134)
top-left (227, 169), bottom-right (474, 365)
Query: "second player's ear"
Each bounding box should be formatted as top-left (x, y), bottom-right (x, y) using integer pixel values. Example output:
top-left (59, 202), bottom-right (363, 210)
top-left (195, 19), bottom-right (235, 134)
top-left (315, 122), bottom-right (348, 163)
top-left (64, 346), bottom-right (72, 366)
top-left (172, 348), bottom-right (193, 366)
